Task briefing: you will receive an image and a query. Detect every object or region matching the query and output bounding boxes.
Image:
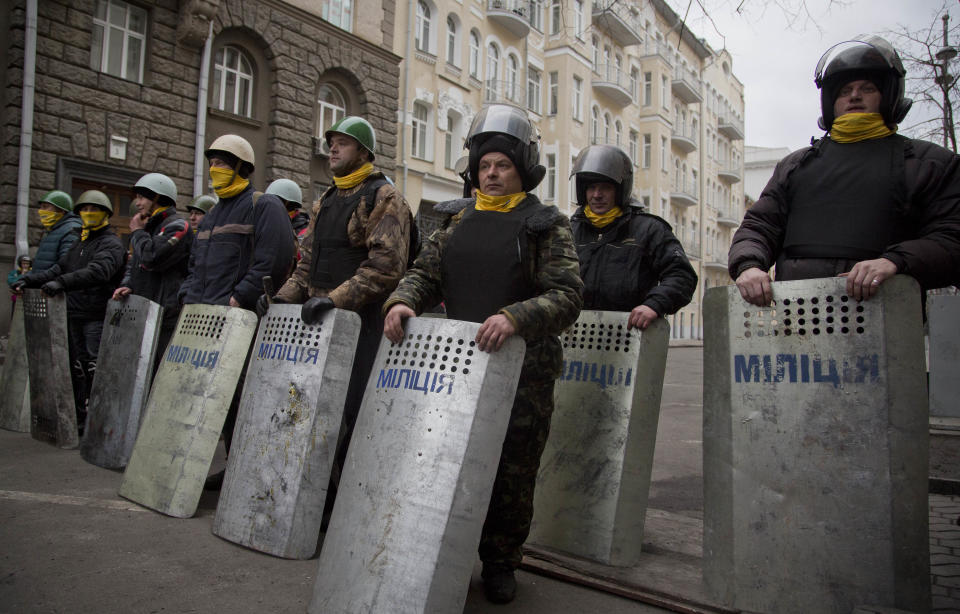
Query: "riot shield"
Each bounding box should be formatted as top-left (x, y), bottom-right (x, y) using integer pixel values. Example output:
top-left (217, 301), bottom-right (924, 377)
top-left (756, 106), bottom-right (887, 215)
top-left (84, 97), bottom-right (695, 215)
top-left (0, 300), bottom-right (31, 432)
top-left (212, 304), bottom-right (361, 559)
top-left (703, 276), bottom-right (929, 613)
top-left (929, 294), bottom-right (960, 419)
top-left (118, 304), bottom-right (258, 518)
top-left (528, 311), bottom-right (669, 565)
top-left (22, 290), bottom-right (77, 449)
top-left (309, 317), bottom-right (526, 614)
top-left (81, 296), bottom-right (162, 469)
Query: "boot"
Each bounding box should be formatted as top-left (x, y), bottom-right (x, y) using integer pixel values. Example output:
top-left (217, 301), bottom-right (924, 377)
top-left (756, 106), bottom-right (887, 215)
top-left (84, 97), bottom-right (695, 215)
top-left (481, 564), bottom-right (517, 604)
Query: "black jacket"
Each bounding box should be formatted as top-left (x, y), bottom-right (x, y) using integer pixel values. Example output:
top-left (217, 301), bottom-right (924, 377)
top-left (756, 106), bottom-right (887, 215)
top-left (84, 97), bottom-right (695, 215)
top-left (179, 185), bottom-right (296, 309)
top-left (729, 135), bottom-right (960, 289)
top-left (23, 225), bottom-right (125, 320)
top-left (571, 205), bottom-right (697, 316)
top-left (122, 208), bottom-right (193, 324)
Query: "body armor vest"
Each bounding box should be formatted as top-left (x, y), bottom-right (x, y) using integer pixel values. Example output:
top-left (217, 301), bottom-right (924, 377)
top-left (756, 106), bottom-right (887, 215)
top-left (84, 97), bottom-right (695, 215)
top-left (309, 176), bottom-right (387, 289)
top-left (783, 136), bottom-right (908, 260)
top-left (441, 203), bottom-right (534, 323)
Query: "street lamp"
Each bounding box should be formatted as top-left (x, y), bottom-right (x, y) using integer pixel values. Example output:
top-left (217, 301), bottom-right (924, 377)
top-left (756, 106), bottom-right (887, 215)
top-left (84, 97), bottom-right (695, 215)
top-left (935, 13), bottom-right (957, 149)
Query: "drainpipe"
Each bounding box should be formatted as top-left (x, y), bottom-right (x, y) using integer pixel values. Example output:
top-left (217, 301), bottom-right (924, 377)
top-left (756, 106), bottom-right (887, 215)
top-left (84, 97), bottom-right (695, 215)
top-left (193, 21), bottom-right (214, 198)
top-left (399, 0), bottom-right (414, 196)
top-left (15, 0), bottom-right (38, 262)
top-left (698, 64), bottom-right (706, 339)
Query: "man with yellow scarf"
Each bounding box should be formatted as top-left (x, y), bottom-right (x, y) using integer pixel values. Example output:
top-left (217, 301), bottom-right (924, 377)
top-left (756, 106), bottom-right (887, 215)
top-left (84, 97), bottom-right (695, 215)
top-left (383, 104), bottom-right (583, 604)
top-left (731, 36), bottom-right (960, 305)
top-left (17, 190), bottom-right (125, 432)
top-left (8, 191), bottom-right (81, 293)
top-left (268, 116), bottom-right (414, 510)
top-left (570, 144), bottom-right (697, 329)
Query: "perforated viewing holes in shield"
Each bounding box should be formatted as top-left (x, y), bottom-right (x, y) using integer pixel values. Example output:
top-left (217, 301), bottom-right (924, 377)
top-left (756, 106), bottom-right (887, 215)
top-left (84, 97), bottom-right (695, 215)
top-left (741, 294), bottom-right (870, 339)
top-left (387, 334), bottom-right (475, 375)
top-left (562, 320), bottom-right (634, 352)
top-left (179, 312), bottom-right (228, 340)
top-left (23, 294), bottom-right (48, 319)
top-left (260, 314), bottom-right (324, 346)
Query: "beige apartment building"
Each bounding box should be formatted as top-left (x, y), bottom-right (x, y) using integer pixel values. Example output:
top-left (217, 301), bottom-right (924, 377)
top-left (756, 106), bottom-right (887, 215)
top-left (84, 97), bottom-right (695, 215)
top-left (392, 0), bottom-right (745, 339)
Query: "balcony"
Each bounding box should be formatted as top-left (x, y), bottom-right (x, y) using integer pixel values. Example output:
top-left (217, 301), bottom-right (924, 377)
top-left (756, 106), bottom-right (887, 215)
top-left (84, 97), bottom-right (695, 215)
top-left (672, 66), bottom-right (703, 104)
top-left (670, 180), bottom-right (698, 208)
top-left (671, 125), bottom-right (698, 154)
top-left (591, 63), bottom-right (633, 107)
top-left (589, 135), bottom-right (624, 148)
top-left (591, 1), bottom-right (642, 47)
top-left (717, 210), bottom-right (740, 228)
top-left (638, 41), bottom-right (673, 67)
top-left (487, 0), bottom-right (531, 38)
top-left (718, 114), bottom-right (745, 140)
top-left (484, 79), bottom-right (526, 107)
top-left (717, 164), bottom-right (741, 184)
top-left (705, 257), bottom-right (729, 273)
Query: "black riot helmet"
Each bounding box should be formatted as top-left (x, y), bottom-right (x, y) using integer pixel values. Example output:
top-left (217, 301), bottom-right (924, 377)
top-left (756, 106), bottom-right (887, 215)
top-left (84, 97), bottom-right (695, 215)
top-left (571, 145), bottom-right (634, 208)
top-left (465, 104), bottom-right (546, 192)
top-left (814, 35), bottom-right (912, 130)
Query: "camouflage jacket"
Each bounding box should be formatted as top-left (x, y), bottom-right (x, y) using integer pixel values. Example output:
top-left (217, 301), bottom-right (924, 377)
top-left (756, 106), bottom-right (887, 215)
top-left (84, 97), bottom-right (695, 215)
top-left (275, 176), bottom-right (412, 310)
top-left (384, 195), bottom-right (583, 380)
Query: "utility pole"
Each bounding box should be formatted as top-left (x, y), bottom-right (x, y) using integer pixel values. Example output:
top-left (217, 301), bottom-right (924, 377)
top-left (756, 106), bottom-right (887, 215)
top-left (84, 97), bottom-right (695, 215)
top-left (935, 13), bottom-right (957, 151)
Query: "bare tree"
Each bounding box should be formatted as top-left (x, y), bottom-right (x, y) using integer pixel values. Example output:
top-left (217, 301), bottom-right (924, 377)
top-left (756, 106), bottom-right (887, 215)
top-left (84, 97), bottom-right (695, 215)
top-left (887, 2), bottom-right (959, 152)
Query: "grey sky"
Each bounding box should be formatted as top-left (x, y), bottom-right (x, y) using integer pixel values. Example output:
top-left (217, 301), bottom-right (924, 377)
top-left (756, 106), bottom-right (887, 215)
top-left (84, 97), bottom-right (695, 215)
top-left (681, 0), bottom-right (957, 151)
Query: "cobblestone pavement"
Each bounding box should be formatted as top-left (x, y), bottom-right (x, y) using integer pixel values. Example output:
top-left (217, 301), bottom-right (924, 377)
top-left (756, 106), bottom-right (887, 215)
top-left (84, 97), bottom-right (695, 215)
top-left (930, 494), bottom-right (960, 612)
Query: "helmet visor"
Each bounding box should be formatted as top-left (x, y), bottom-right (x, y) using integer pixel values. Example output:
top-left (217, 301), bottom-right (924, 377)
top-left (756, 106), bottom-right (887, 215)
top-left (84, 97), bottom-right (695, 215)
top-left (815, 37), bottom-right (904, 87)
top-left (571, 145), bottom-right (631, 184)
top-left (466, 105), bottom-right (535, 147)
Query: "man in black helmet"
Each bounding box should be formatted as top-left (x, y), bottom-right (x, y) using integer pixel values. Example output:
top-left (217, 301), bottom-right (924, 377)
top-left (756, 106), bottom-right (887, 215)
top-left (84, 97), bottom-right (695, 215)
top-left (730, 36), bottom-right (960, 305)
top-left (570, 144), bottom-right (697, 327)
top-left (383, 104), bottom-right (583, 604)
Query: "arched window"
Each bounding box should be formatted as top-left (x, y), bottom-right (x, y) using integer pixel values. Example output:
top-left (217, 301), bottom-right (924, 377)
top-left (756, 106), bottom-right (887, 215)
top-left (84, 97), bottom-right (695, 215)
top-left (603, 113), bottom-right (611, 143)
top-left (506, 54), bottom-right (519, 103)
top-left (415, 1), bottom-right (431, 53)
top-left (469, 30), bottom-right (481, 78)
top-left (592, 36), bottom-right (600, 69)
top-left (591, 106), bottom-right (600, 143)
top-left (316, 83), bottom-right (346, 138)
top-left (446, 15), bottom-right (459, 66)
top-left (615, 120), bottom-right (622, 148)
top-left (487, 43), bottom-right (500, 81)
top-left (213, 45), bottom-right (254, 117)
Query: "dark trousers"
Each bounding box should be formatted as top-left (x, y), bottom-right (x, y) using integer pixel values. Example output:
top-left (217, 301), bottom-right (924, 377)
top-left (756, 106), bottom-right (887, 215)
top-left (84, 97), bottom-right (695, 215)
top-left (67, 316), bottom-right (104, 429)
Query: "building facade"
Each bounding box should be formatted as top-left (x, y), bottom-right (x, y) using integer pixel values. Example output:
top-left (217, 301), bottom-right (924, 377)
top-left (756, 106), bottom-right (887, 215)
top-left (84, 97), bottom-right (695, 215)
top-left (393, 0), bottom-right (745, 339)
top-left (1, 0), bottom-right (401, 329)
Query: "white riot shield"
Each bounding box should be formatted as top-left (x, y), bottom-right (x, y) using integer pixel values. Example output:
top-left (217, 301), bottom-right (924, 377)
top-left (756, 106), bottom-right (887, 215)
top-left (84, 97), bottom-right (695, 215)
top-left (703, 276), bottom-right (929, 614)
top-left (0, 300), bottom-right (31, 432)
top-left (212, 304), bottom-right (361, 558)
top-left (118, 304), bottom-right (258, 518)
top-left (309, 317), bottom-right (525, 614)
top-left (23, 290), bottom-right (77, 449)
top-left (528, 311), bottom-right (669, 565)
top-left (81, 296), bottom-right (162, 469)
top-left (929, 295), bottom-right (960, 419)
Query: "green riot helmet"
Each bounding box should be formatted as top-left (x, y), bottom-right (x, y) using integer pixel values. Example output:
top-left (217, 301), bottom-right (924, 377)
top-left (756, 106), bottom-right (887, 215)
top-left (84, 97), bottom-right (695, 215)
top-left (325, 116), bottom-right (376, 161)
top-left (186, 194), bottom-right (217, 214)
top-left (75, 190), bottom-right (114, 215)
top-left (133, 172), bottom-right (178, 206)
top-left (39, 190), bottom-right (74, 213)
top-left (265, 178), bottom-right (303, 208)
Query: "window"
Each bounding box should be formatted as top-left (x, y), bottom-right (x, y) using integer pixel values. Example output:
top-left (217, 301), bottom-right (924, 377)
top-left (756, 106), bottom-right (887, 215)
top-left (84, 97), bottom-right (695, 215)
top-left (527, 68), bottom-right (542, 114)
top-left (661, 136), bottom-right (668, 170)
top-left (573, 0), bottom-right (585, 39)
top-left (446, 16), bottom-right (459, 66)
top-left (592, 36), bottom-right (600, 69)
top-left (661, 74), bottom-right (669, 108)
top-left (529, 0), bottom-right (543, 31)
top-left (615, 120), bottom-right (622, 148)
top-left (91, 0), bottom-right (147, 83)
top-left (545, 153), bottom-right (557, 201)
top-left (591, 107), bottom-right (600, 143)
top-left (630, 130), bottom-right (640, 165)
top-left (212, 45), bottom-right (255, 117)
top-left (643, 71), bottom-right (652, 106)
top-left (630, 67), bottom-right (639, 101)
top-left (469, 30), bottom-right (481, 78)
top-left (486, 44), bottom-right (500, 101)
top-left (415, 1), bottom-right (431, 53)
top-left (548, 71), bottom-right (559, 115)
top-left (642, 133), bottom-right (651, 168)
top-left (412, 102), bottom-right (429, 159)
top-left (506, 54), bottom-right (520, 103)
top-left (603, 112), bottom-right (611, 143)
top-left (444, 115), bottom-right (456, 170)
top-left (321, 0), bottom-right (353, 31)
top-left (572, 76), bottom-right (583, 121)
top-left (316, 84), bottom-right (346, 138)
top-left (550, 0), bottom-right (562, 35)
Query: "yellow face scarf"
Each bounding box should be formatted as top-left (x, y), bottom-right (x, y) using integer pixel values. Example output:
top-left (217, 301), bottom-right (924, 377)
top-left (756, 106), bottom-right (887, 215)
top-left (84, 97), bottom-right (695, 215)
top-left (584, 204), bottom-right (623, 229)
top-left (38, 210), bottom-right (64, 229)
top-left (333, 162), bottom-right (375, 190)
top-left (830, 113), bottom-right (896, 143)
top-left (209, 166), bottom-right (250, 199)
top-left (475, 190), bottom-right (527, 212)
top-left (80, 211), bottom-right (110, 241)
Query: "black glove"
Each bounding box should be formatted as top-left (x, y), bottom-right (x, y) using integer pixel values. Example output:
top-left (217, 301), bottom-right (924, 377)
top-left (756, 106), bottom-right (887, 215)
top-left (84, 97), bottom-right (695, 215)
top-left (255, 294), bottom-right (286, 317)
top-left (301, 296), bottom-right (335, 324)
top-left (9, 278), bottom-right (27, 292)
top-left (41, 280), bottom-right (65, 296)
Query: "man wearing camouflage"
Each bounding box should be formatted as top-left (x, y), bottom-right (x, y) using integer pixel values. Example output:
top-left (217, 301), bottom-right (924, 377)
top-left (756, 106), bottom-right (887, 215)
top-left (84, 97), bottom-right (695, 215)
top-left (266, 116), bottom-right (413, 504)
top-left (384, 104), bottom-right (583, 604)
